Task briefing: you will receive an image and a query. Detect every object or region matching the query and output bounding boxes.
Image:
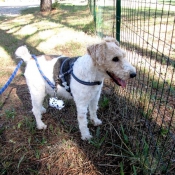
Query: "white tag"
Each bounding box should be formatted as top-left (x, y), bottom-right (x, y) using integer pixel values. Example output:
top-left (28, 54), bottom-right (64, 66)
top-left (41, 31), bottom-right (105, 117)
top-left (49, 97), bottom-right (64, 110)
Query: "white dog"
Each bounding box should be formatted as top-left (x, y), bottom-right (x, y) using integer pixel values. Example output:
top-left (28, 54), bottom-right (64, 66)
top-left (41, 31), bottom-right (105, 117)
top-left (15, 37), bottom-right (136, 140)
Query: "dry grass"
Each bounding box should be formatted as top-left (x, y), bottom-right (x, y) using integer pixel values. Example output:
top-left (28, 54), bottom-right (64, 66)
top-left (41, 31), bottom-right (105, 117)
top-left (39, 140), bottom-right (100, 175)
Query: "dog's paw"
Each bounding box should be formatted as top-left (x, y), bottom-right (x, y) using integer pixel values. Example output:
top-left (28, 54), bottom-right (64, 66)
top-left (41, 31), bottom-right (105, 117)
top-left (81, 134), bottom-right (93, 140)
top-left (37, 122), bottom-right (47, 130)
top-left (93, 118), bottom-right (102, 126)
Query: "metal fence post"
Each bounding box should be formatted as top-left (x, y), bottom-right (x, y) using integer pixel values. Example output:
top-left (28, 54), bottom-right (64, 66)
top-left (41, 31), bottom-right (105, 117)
top-left (89, 0), bottom-right (92, 13)
top-left (93, 0), bottom-right (96, 28)
top-left (116, 0), bottom-right (121, 42)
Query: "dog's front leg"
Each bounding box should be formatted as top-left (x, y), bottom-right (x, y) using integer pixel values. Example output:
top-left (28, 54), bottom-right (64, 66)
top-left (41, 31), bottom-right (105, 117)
top-left (76, 103), bottom-right (92, 140)
top-left (89, 92), bottom-right (102, 126)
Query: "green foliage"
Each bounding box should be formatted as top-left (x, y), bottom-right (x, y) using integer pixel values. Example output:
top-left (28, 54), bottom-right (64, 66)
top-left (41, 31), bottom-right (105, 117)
top-left (17, 155), bottom-right (25, 169)
top-left (82, 21), bottom-right (95, 35)
top-left (5, 108), bottom-right (16, 119)
top-left (142, 109), bottom-right (153, 119)
top-left (89, 126), bottom-right (108, 149)
top-left (160, 128), bottom-right (169, 137)
top-left (0, 101), bottom-right (3, 108)
top-left (17, 121), bottom-right (23, 129)
top-left (133, 165), bottom-right (137, 175)
top-left (99, 96), bottom-right (109, 108)
top-left (106, 123), bottom-right (170, 174)
top-left (121, 124), bottom-right (129, 143)
top-left (0, 125), bottom-right (5, 135)
top-left (24, 117), bottom-right (36, 134)
top-left (120, 162), bottom-right (124, 175)
top-left (151, 79), bottom-right (164, 89)
top-left (35, 149), bottom-right (41, 159)
top-left (52, 0), bottom-right (60, 9)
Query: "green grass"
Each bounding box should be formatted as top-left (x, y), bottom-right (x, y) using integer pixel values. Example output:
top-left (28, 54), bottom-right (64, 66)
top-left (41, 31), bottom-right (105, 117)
top-left (107, 123), bottom-right (171, 174)
top-left (5, 108), bottom-right (16, 119)
top-left (89, 126), bottom-right (108, 149)
top-left (99, 96), bottom-right (109, 108)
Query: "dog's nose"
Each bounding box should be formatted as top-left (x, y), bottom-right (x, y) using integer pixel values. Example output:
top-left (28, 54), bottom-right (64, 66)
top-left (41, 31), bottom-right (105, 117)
top-left (130, 73), bottom-right (136, 78)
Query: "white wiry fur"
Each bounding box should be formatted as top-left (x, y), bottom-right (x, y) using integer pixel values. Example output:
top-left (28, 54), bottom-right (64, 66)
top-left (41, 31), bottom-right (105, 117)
top-left (15, 37), bottom-right (136, 140)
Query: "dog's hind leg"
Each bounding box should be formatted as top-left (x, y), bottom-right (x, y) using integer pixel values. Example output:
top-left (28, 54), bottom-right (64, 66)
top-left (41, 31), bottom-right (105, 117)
top-left (41, 106), bottom-right (46, 114)
top-left (89, 92), bottom-right (102, 126)
top-left (29, 85), bottom-right (47, 130)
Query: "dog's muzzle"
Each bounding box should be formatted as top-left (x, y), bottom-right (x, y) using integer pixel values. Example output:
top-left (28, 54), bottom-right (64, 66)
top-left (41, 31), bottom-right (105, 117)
top-left (106, 71), bottom-right (136, 88)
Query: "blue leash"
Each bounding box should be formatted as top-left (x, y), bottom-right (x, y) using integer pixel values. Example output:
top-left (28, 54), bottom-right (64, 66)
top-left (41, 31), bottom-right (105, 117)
top-left (31, 55), bottom-right (56, 89)
top-left (0, 55), bottom-right (56, 95)
top-left (0, 60), bottom-right (23, 95)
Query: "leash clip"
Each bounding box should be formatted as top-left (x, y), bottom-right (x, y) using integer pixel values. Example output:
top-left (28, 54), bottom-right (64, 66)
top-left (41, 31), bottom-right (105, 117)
top-left (53, 88), bottom-right (57, 98)
top-left (62, 82), bottom-right (69, 90)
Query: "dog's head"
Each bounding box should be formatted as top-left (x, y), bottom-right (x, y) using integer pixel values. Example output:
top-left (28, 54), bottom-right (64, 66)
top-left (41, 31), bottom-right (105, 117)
top-left (87, 37), bottom-right (136, 88)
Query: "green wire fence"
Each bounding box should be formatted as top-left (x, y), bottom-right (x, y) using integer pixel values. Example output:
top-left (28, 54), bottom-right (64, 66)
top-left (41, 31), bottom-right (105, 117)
top-left (89, 0), bottom-right (175, 174)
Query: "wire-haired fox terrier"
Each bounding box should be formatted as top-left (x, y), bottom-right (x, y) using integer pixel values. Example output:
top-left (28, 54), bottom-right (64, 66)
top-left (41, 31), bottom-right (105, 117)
top-left (15, 37), bottom-right (136, 140)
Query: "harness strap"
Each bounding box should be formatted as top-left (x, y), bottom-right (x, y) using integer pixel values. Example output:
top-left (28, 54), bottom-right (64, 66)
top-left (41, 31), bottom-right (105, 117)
top-left (59, 58), bottom-right (102, 92)
top-left (59, 58), bottom-right (72, 91)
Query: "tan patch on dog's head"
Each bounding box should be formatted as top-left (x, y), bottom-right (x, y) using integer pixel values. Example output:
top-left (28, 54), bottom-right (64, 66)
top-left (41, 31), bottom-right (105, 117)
top-left (87, 37), bottom-right (121, 66)
top-left (87, 37), bottom-right (136, 81)
top-left (87, 41), bottom-right (106, 65)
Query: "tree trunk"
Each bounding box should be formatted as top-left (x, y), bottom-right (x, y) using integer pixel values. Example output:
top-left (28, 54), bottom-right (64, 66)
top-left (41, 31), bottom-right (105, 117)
top-left (40, 0), bottom-right (52, 12)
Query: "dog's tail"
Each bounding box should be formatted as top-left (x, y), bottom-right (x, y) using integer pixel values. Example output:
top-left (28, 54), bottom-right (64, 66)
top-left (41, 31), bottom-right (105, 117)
top-left (15, 46), bottom-right (31, 62)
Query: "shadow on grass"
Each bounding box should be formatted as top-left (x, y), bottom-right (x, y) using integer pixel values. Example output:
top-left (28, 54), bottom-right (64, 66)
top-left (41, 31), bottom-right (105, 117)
top-left (21, 4), bottom-right (95, 35)
top-left (1, 81), bottom-right (173, 174)
top-left (0, 28), bottom-right (43, 68)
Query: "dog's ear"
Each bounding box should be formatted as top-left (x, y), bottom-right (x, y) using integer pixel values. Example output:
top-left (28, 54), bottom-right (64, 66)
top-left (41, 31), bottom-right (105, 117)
top-left (87, 42), bottom-right (106, 65)
top-left (115, 40), bottom-right (120, 46)
top-left (104, 37), bottom-right (120, 46)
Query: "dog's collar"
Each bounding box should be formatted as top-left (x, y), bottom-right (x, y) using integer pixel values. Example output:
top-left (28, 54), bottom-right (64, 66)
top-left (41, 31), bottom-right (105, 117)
top-left (59, 58), bottom-right (102, 93)
top-left (71, 71), bottom-right (102, 86)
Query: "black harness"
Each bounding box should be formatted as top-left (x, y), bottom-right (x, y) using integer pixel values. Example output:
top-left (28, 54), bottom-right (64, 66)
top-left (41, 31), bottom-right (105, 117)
top-left (56, 57), bottom-right (102, 94)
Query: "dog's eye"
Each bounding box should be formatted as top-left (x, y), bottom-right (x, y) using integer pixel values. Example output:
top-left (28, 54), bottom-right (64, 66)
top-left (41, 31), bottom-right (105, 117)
top-left (112, 57), bottom-right (119, 62)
